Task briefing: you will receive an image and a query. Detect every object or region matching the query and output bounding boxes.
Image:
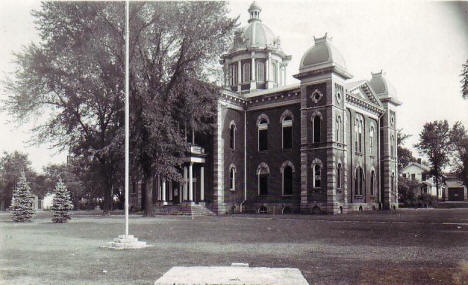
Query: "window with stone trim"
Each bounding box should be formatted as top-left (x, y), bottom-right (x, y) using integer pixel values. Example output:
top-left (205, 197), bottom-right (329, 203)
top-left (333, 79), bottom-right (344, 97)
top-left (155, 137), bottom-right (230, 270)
top-left (337, 163), bottom-right (342, 188)
top-left (370, 170), bottom-right (375, 195)
top-left (229, 121), bottom-right (236, 150)
top-left (313, 115), bottom-right (321, 143)
top-left (256, 61), bottom-right (265, 82)
top-left (282, 113), bottom-right (293, 149)
top-left (272, 61), bottom-right (278, 83)
top-left (283, 165), bottom-right (293, 195)
top-left (229, 164), bottom-right (236, 191)
top-left (311, 159), bottom-right (323, 188)
top-left (391, 135), bottom-right (395, 157)
top-left (258, 117), bottom-right (268, 151)
top-left (229, 63), bottom-right (238, 87)
top-left (257, 163), bottom-right (270, 196)
top-left (242, 62), bottom-right (251, 83)
top-left (355, 166), bottom-right (364, 195)
top-left (336, 115), bottom-right (342, 143)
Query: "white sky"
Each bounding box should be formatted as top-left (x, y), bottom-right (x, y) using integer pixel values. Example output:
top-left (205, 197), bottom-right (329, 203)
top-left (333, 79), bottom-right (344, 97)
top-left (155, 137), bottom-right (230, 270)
top-left (0, 0), bottom-right (467, 172)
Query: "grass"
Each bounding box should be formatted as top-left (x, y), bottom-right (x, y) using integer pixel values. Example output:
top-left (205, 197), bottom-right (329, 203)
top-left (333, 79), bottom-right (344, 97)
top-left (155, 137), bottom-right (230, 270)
top-left (0, 209), bottom-right (468, 284)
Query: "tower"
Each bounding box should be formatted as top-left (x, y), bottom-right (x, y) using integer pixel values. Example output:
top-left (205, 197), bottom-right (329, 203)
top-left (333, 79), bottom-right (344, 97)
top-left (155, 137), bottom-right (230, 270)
top-left (220, 1), bottom-right (291, 94)
top-left (294, 34), bottom-right (353, 214)
top-left (368, 71), bottom-right (401, 209)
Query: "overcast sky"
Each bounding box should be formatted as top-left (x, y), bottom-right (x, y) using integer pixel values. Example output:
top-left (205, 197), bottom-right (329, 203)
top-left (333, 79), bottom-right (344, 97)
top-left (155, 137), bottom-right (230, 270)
top-left (0, 0), bottom-right (467, 172)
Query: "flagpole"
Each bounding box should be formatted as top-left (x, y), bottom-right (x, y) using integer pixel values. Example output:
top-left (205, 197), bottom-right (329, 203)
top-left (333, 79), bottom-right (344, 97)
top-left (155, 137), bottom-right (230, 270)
top-left (125, 0), bottom-right (129, 237)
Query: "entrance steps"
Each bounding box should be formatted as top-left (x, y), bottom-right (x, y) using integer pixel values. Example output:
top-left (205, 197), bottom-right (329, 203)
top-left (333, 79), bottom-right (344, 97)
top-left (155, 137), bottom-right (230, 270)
top-left (153, 203), bottom-right (216, 216)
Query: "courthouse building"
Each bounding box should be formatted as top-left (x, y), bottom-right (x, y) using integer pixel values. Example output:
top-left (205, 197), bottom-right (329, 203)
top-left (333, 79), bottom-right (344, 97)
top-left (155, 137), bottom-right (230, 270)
top-left (131, 2), bottom-right (401, 215)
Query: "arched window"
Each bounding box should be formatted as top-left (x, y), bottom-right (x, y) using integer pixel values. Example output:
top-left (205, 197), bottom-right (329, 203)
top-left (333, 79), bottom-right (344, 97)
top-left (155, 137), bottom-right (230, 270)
top-left (336, 116), bottom-right (342, 143)
top-left (281, 161), bottom-right (295, 195)
top-left (256, 61), bottom-right (265, 82)
top-left (242, 62), bottom-right (250, 83)
top-left (370, 126), bottom-right (374, 152)
top-left (370, 170), bottom-right (375, 195)
top-left (281, 110), bottom-right (293, 149)
top-left (360, 167), bottom-right (364, 195)
top-left (391, 172), bottom-right (395, 193)
top-left (229, 121), bottom-right (236, 150)
top-left (257, 163), bottom-right (270, 196)
top-left (391, 135), bottom-right (395, 157)
top-left (311, 159), bottom-right (323, 188)
top-left (355, 166), bottom-right (364, 195)
top-left (229, 164), bottom-right (236, 191)
top-left (354, 119), bottom-right (359, 150)
top-left (359, 120), bottom-right (363, 152)
top-left (337, 163), bottom-right (342, 188)
top-left (257, 114), bottom-right (269, 151)
top-left (313, 114), bottom-right (321, 143)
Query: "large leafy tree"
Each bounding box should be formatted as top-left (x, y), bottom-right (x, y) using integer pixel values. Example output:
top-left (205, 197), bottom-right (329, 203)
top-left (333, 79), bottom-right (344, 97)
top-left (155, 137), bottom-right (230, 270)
top-left (397, 129), bottom-right (416, 171)
top-left (0, 151), bottom-right (36, 210)
top-left (129, 2), bottom-right (237, 216)
top-left (415, 120), bottom-right (451, 198)
top-left (449, 122), bottom-right (468, 186)
top-left (2, 2), bottom-right (125, 212)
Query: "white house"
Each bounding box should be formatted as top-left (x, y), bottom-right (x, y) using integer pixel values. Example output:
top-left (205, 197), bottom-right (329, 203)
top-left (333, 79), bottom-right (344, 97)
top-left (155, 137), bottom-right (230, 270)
top-left (400, 161), bottom-right (441, 199)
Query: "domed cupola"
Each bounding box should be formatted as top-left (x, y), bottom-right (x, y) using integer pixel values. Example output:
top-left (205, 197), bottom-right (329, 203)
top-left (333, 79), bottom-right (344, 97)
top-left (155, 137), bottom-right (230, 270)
top-left (295, 33), bottom-right (352, 80)
top-left (368, 71), bottom-right (402, 105)
top-left (221, 1), bottom-right (291, 94)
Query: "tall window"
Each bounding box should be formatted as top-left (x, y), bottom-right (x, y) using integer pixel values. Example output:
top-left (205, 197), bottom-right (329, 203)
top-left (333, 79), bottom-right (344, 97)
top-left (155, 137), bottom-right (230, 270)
top-left (355, 166), bottom-right (364, 195)
top-left (370, 126), bottom-right (374, 152)
top-left (313, 115), bottom-right (321, 143)
top-left (258, 116), bottom-right (269, 151)
top-left (391, 172), bottom-right (395, 193)
top-left (358, 119), bottom-right (363, 152)
top-left (282, 164), bottom-right (293, 195)
top-left (336, 116), bottom-right (342, 143)
top-left (337, 163), bottom-right (342, 188)
top-left (272, 61), bottom-right (278, 83)
top-left (391, 135), bottom-right (395, 157)
top-left (229, 165), bottom-right (236, 190)
top-left (257, 163), bottom-right (270, 196)
top-left (354, 119), bottom-right (358, 150)
top-left (256, 61), bottom-right (265, 82)
top-left (370, 170), bottom-right (375, 195)
top-left (242, 62), bottom-right (251, 83)
top-left (229, 121), bottom-right (236, 150)
top-left (312, 159), bottom-right (323, 188)
top-left (229, 63), bottom-right (238, 87)
top-left (282, 114), bottom-right (293, 149)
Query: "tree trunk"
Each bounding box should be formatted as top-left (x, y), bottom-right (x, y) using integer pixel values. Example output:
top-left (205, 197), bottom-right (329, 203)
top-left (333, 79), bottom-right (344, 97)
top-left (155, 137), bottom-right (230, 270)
top-left (101, 162), bottom-right (113, 214)
top-left (143, 175), bottom-right (153, 217)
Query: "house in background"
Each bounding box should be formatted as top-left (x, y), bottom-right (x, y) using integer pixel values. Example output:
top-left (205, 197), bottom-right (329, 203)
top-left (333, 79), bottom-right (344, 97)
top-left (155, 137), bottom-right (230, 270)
top-left (400, 160), bottom-right (442, 199)
top-left (443, 175), bottom-right (467, 202)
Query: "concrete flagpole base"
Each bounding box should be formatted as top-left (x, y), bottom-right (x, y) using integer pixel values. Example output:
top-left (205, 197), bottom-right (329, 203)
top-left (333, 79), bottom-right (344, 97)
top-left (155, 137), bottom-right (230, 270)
top-left (101, 235), bottom-right (148, 250)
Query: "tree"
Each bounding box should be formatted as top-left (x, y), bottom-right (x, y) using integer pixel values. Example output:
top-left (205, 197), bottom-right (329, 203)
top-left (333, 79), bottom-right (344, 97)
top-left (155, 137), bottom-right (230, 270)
top-left (415, 120), bottom-right (451, 199)
top-left (129, 2), bottom-right (237, 216)
top-left (449, 121), bottom-right (468, 186)
top-left (2, 2), bottom-right (125, 212)
top-left (9, 172), bottom-right (35, 222)
top-left (397, 129), bottom-right (416, 171)
top-left (51, 178), bottom-right (73, 223)
top-left (461, 59), bottom-right (468, 99)
top-left (0, 151), bottom-right (35, 210)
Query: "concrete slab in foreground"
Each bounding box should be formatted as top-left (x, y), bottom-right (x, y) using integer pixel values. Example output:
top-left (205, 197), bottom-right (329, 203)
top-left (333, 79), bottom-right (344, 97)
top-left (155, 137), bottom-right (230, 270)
top-left (154, 264), bottom-right (309, 285)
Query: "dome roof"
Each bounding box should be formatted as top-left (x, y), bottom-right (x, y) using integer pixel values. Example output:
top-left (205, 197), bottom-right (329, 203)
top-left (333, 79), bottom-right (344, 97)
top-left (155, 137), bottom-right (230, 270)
top-left (368, 71), bottom-right (397, 96)
top-left (230, 2), bottom-right (282, 51)
top-left (299, 34), bottom-right (347, 72)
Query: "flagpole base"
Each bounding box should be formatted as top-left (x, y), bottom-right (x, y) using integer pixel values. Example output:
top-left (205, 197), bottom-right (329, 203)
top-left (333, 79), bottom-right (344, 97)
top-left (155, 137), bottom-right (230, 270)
top-left (101, 234), bottom-right (148, 250)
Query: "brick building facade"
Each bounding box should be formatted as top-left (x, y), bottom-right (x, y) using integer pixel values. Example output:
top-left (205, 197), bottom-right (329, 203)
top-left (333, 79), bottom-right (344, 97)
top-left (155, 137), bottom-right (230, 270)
top-left (131, 1), bottom-right (401, 215)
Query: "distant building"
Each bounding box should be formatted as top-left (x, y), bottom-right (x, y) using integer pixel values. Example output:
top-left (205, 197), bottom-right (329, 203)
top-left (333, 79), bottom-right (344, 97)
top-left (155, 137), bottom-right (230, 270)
top-left (42, 193), bottom-right (55, 210)
top-left (131, 1), bottom-right (401, 214)
top-left (443, 175), bottom-right (467, 202)
top-left (400, 161), bottom-right (440, 199)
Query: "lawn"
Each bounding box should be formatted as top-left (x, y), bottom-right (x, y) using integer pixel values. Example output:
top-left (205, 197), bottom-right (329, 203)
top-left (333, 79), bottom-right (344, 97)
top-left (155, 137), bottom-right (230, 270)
top-left (1, 209), bottom-right (468, 285)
